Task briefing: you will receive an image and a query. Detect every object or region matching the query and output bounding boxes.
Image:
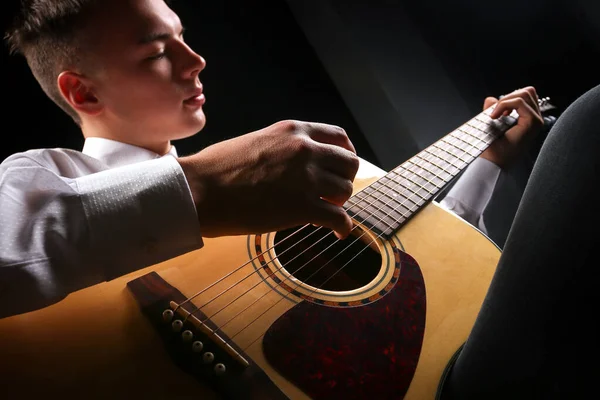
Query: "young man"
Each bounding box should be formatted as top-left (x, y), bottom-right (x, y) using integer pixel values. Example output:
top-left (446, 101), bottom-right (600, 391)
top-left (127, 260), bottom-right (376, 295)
top-left (7, 1), bottom-right (597, 398)
top-left (0, 0), bottom-right (542, 318)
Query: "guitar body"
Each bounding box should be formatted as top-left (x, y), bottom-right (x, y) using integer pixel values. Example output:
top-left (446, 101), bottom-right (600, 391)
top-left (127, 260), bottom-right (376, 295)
top-left (0, 158), bottom-right (500, 399)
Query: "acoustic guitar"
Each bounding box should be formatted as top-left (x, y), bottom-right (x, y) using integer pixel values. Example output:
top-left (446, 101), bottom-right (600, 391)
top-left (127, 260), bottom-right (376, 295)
top-left (0, 99), bottom-right (556, 399)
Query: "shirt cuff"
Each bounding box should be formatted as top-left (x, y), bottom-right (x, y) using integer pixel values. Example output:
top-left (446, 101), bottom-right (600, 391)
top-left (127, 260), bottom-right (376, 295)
top-left (75, 156), bottom-right (203, 280)
top-left (439, 157), bottom-right (501, 228)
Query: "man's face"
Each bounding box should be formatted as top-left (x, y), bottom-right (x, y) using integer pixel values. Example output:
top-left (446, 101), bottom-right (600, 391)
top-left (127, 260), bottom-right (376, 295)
top-left (83, 0), bottom-right (206, 148)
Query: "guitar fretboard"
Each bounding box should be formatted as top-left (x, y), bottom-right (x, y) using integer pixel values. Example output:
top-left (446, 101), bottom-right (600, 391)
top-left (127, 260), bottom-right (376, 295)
top-left (344, 106), bottom-right (518, 239)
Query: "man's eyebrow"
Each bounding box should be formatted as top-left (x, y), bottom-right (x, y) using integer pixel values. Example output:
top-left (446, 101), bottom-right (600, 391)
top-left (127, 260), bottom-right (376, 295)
top-left (138, 26), bottom-right (186, 45)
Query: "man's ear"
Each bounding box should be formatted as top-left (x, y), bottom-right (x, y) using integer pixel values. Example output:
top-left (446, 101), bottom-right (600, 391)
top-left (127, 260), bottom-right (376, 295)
top-left (57, 71), bottom-right (103, 116)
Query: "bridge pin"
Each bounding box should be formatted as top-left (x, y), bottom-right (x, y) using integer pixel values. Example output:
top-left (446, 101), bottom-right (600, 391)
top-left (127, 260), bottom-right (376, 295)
top-left (182, 330), bottom-right (194, 342)
top-left (202, 352), bottom-right (215, 364)
top-left (171, 320), bottom-right (183, 332)
top-left (214, 363), bottom-right (226, 376)
top-left (162, 309), bottom-right (174, 322)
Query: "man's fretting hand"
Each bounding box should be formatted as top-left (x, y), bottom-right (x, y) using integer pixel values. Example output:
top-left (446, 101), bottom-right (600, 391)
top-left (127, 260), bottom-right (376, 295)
top-left (481, 86), bottom-right (544, 169)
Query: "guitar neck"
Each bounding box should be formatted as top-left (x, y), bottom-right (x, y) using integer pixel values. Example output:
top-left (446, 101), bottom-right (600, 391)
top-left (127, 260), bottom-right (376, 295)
top-left (344, 105), bottom-right (519, 238)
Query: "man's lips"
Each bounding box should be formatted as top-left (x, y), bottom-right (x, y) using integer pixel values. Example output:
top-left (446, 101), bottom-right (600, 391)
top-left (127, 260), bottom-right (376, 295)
top-left (184, 88), bottom-right (205, 106)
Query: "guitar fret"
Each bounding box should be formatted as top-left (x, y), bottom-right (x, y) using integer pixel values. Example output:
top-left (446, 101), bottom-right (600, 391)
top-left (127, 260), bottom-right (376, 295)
top-left (464, 122), bottom-right (489, 137)
top-left (441, 136), bottom-right (480, 158)
top-left (415, 152), bottom-right (447, 172)
top-left (482, 107), bottom-right (519, 130)
top-left (367, 185), bottom-right (415, 216)
top-left (433, 142), bottom-right (472, 165)
top-left (475, 114), bottom-right (507, 136)
top-left (452, 130), bottom-right (488, 151)
top-left (367, 180), bottom-right (419, 209)
top-left (468, 119), bottom-right (488, 132)
top-left (348, 101), bottom-right (553, 239)
top-left (379, 179), bottom-right (424, 205)
top-left (428, 145), bottom-right (466, 173)
top-left (404, 163), bottom-right (444, 190)
top-left (433, 142), bottom-right (471, 163)
top-left (390, 169), bottom-right (436, 198)
top-left (471, 118), bottom-right (494, 133)
top-left (414, 155), bottom-right (453, 181)
top-left (475, 113), bottom-right (502, 127)
top-left (379, 176), bottom-right (426, 205)
top-left (390, 169), bottom-right (431, 196)
top-left (450, 131), bottom-right (485, 153)
top-left (458, 126), bottom-right (492, 146)
top-left (347, 202), bottom-right (397, 230)
top-left (364, 181), bottom-right (406, 206)
top-left (352, 192), bottom-right (408, 222)
top-left (372, 193), bottom-right (411, 221)
top-left (364, 183), bottom-right (415, 210)
top-left (413, 154), bottom-right (447, 176)
top-left (424, 149), bottom-right (461, 174)
top-left (466, 120), bottom-right (498, 141)
top-left (411, 156), bottom-right (451, 183)
top-left (404, 159), bottom-right (446, 187)
top-left (406, 162), bottom-right (444, 187)
top-left (346, 208), bottom-right (395, 236)
top-left (350, 109), bottom-right (518, 238)
top-left (348, 180), bottom-right (421, 236)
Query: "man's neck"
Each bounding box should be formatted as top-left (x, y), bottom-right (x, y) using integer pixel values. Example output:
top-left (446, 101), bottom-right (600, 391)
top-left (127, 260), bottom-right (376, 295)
top-left (81, 119), bottom-right (174, 155)
top-left (85, 135), bottom-right (171, 155)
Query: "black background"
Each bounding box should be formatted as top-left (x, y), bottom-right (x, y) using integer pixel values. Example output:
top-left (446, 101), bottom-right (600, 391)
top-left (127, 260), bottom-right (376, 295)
top-left (2, 0), bottom-right (598, 166)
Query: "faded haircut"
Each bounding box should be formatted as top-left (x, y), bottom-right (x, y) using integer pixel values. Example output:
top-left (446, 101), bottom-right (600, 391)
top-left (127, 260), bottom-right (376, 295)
top-left (4, 0), bottom-right (100, 125)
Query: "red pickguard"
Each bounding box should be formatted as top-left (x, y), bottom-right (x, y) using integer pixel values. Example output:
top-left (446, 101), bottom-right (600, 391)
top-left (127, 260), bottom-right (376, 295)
top-left (262, 249), bottom-right (426, 399)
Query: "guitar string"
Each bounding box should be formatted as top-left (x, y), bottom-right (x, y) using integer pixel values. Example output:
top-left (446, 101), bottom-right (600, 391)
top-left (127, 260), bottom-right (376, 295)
top-left (199, 154), bottom-right (439, 329)
top-left (172, 107), bottom-right (524, 350)
top-left (175, 106), bottom-right (507, 330)
top-left (234, 118), bottom-right (502, 349)
top-left (170, 101), bottom-right (550, 354)
top-left (174, 99), bottom-right (544, 318)
top-left (182, 128), bottom-right (481, 325)
top-left (200, 125), bottom-right (492, 329)
top-left (172, 123), bottom-right (474, 321)
top-left (237, 115), bottom-right (522, 352)
top-left (175, 174), bottom-right (410, 321)
top-left (218, 148), bottom-right (462, 335)
top-left (195, 108), bottom-right (508, 343)
top-left (174, 223), bottom-right (320, 314)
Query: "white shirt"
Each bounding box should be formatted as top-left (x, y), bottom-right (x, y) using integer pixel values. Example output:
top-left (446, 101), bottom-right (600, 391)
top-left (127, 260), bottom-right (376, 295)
top-left (0, 138), bottom-right (498, 318)
top-left (0, 138), bottom-right (203, 318)
top-left (438, 157), bottom-right (501, 236)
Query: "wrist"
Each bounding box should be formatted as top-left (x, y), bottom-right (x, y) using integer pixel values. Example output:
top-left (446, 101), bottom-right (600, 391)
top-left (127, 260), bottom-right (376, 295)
top-left (479, 150), bottom-right (503, 169)
top-left (177, 155), bottom-right (213, 234)
top-left (479, 141), bottom-right (515, 169)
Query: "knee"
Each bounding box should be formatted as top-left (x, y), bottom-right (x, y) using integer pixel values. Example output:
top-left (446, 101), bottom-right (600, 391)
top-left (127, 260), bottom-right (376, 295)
top-left (547, 84), bottom-right (599, 144)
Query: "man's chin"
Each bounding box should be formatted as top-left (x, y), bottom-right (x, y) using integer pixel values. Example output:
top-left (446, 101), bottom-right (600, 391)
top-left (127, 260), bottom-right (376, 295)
top-left (173, 120), bottom-right (206, 141)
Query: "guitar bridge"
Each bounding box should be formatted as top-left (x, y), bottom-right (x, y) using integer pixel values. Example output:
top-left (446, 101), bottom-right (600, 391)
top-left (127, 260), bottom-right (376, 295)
top-left (127, 271), bottom-right (288, 399)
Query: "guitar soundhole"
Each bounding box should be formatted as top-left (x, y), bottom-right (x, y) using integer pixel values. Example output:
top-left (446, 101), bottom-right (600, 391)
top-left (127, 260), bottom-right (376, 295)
top-left (273, 225), bottom-right (382, 291)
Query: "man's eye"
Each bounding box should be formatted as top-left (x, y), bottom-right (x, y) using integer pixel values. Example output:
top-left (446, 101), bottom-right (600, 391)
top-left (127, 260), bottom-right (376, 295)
top-left (148, 52), bottom-right (166, 60)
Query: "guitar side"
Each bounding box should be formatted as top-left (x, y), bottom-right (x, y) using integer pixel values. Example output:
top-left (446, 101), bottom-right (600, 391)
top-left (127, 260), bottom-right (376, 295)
top-left (0, 157), bottom-right (500, 399)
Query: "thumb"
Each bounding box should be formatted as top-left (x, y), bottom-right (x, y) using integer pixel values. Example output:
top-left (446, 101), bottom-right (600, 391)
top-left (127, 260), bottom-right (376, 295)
top-left (310, 199), bottom-right (354, 240)
top-left (483, 96), bottom-right (498, 110)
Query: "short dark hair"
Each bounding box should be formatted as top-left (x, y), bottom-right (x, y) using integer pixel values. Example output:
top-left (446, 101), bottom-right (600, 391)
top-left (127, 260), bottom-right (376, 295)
top-left (4, 0), bottom-right (100, 125)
